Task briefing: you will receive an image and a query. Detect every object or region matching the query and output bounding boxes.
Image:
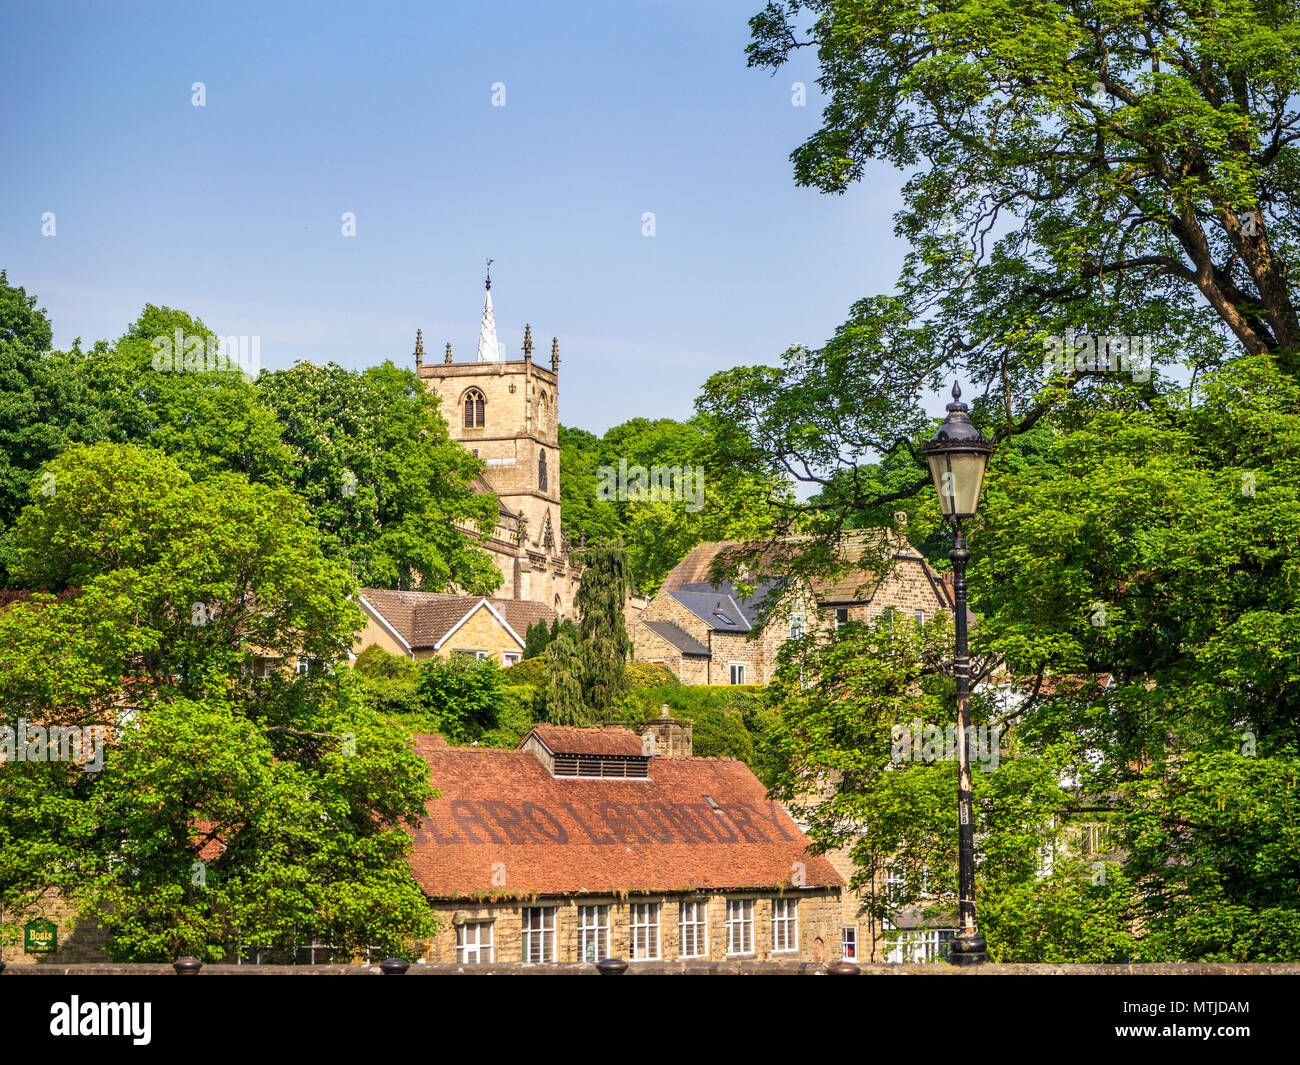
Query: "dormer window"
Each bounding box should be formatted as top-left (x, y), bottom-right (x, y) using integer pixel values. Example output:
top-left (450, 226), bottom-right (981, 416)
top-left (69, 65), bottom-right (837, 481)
top-left (522, 726), bottom-right (651, 778)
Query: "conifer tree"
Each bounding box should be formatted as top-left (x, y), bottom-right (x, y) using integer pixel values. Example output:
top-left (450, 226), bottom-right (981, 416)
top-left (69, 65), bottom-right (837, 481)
top-left (573, 539), bottom-right (632, 718)
top-left (523, 619), bottom-right (550, 660)
top-left (544, 630), bottom-right (586, 725)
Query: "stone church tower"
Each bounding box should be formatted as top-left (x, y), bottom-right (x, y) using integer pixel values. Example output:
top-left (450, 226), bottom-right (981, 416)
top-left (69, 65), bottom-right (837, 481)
top-left (414, 268), bottom-right (581, 616)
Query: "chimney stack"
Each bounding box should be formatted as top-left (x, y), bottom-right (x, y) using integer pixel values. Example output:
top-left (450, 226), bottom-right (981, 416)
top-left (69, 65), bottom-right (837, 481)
top-left (642, 705), bottom-right (693, 758)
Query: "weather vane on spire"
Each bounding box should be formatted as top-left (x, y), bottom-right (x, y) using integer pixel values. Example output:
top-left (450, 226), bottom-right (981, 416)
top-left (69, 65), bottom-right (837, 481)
top-left (485, 257), bottom-right (494, 291)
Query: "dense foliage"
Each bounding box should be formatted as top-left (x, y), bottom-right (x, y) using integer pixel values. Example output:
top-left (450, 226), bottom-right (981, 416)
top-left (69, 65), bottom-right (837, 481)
top-left (722, 0), bottom-right (1300, 961)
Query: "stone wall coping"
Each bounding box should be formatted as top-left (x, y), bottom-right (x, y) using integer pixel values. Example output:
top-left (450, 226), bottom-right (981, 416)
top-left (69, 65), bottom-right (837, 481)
top-left (6, 961), bottom-right (1300, 976)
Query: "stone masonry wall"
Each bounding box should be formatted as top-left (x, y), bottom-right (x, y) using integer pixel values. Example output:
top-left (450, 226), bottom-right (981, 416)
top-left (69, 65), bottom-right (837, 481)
top-left (425, 889), bottom-right (842, 965)
top-left (1, 892), bottom-right (110, 965)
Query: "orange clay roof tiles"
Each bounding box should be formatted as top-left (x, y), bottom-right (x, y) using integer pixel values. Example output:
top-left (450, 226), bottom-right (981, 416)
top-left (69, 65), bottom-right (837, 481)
top-left (407, 730), bottom-right (843, 898)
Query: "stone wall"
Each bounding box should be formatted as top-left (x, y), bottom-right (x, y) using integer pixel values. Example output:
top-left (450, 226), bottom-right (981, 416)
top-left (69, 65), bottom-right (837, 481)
top-left (1, 892), bottom-right (110, 966)
top-left (12, 960), bottom-right (1300, 974)
top-left (423, 889), bottom-right (842, 965)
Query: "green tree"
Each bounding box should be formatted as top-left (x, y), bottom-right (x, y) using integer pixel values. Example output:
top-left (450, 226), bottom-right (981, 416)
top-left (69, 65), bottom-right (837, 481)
top-left (573, 539), bottom-right (633, 717)
top-left (558, 416), bottom-right (789, 594)
top-left (81, 304), bottom-right (293, 485)
top-left (0, 443), bottom-right (434, 961)
top-left (412, 655), bottom-right (505, 743)
top-left (258, 360), bottom-right (502, 592)
top-left (523, 619), bottom-right (552, 660)
top-left (543, 630), bottom-right (587, 726)
top-left (0, 272), bottom-right (109, 580)
top-left (348, 644), bottom-right (421, 716)
top-left (714, 1), bottom-right (1300, 961)
top-left (765, 615), bottom-right (1137, 962)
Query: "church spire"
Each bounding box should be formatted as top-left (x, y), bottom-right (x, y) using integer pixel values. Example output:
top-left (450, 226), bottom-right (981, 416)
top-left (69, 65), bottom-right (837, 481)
top-left (476, 258), bottom-right (499, 363)
top-left (413, 328), bottom-right (424, 368)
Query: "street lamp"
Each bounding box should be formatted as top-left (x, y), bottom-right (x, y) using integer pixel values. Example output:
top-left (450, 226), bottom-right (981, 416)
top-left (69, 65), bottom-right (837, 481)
top-left (920, 381), bottom-right (994, 967)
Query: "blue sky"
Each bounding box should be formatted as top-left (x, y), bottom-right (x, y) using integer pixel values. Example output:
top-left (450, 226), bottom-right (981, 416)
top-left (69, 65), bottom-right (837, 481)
top-left (1, 0), bottom-right (908, 435)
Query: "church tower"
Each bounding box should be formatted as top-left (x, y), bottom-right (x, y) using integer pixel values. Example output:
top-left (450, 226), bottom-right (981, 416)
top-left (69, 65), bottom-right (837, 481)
top-left (415, 265), bottom-right (578, 615)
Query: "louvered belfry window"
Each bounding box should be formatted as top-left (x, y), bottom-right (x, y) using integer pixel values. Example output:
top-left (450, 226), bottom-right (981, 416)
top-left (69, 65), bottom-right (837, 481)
top-left (463, 388), bottom-right (486, 428)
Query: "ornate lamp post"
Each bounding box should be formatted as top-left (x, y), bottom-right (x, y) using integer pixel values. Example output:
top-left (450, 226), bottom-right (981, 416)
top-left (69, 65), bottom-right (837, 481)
top-left (920, 382), bottom-right (994, 966)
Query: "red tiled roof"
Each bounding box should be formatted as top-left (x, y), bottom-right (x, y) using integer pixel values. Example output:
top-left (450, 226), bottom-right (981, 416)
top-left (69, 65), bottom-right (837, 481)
top-left (408, 735), bottom-right (843, 898)
top-left (528, 725), bottom-right (646, 757)
top-left (360, 588), bottom-right (556, 650)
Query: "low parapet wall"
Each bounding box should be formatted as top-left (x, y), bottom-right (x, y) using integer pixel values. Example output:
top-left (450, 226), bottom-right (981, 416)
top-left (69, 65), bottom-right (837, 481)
top-left (5, 960), bottom-right (1300, 975)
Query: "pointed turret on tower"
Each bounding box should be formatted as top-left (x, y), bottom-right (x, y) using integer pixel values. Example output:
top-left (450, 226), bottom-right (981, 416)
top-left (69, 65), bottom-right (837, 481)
top-left (414, 328), bottom-right (424, 369)
top-left (551, 336), bottom-right (559, 374)
top-left (477, 259), bottom-right (499, 363)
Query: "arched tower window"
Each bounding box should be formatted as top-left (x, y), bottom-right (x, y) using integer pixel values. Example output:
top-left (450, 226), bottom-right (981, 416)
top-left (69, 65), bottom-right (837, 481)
top-left (539, 391), bottom-right (548, 427)
top-left (463, 388), bottom-right (486, 428)
top-left (538, 449), bottom-right (548, 491)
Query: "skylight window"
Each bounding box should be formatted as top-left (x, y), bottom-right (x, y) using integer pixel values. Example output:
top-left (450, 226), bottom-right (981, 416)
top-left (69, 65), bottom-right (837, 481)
top-left (714, 612), bottom-right (734, 625)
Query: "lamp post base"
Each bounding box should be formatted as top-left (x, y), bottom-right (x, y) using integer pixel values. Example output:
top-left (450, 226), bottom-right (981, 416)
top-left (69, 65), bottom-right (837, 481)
top-left (948, 934), bottom-right (987, 966)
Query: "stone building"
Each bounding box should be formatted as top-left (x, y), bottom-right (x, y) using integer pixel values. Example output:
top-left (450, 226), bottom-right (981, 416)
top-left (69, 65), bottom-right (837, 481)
top-left (413, 270), bottom-right (581, 617)
top-left (630, 531), bottom-right (957, 685)
top-left (355, 587), bottom-right (556, 665)
top-left (407, 724), bottom-right (844, 964)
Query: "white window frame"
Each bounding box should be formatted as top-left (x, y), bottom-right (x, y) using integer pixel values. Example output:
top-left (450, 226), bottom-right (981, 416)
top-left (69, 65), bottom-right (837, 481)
top-left (772, 898), bottom-right (798, 953)
top-left (841, 926), bottom-right (857, 961)
top-left (630, 902), bottom-right (661, 961)
top-left (294, 937), bottom-right (338, 964)
top-left (789, 612), bottom-right (806, 639)
top-left (502, 652), bottom-right (521, 667)
top-left (885, 864), bottom-right (906, 904)
top-left (577, 905), bottom-right (609, 963)
top-left (295, 656), bottom-right (330, 677)
top-left (456, 920), bottom-right (494, 964)
top-left (728, 662), bottom-right (746, 685)
top-left (914, 609), bottom-right (925, 625)
top-left (885, 928), bottom-right (955, 964)
top-left (725, 898), bottom-right (754, 956)
top-left (679, 900), bottom-right (708, 959)
top-left (521, 906), bottom-right (556, 963)
top-left (233, 938), bottom-right (273, 965)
